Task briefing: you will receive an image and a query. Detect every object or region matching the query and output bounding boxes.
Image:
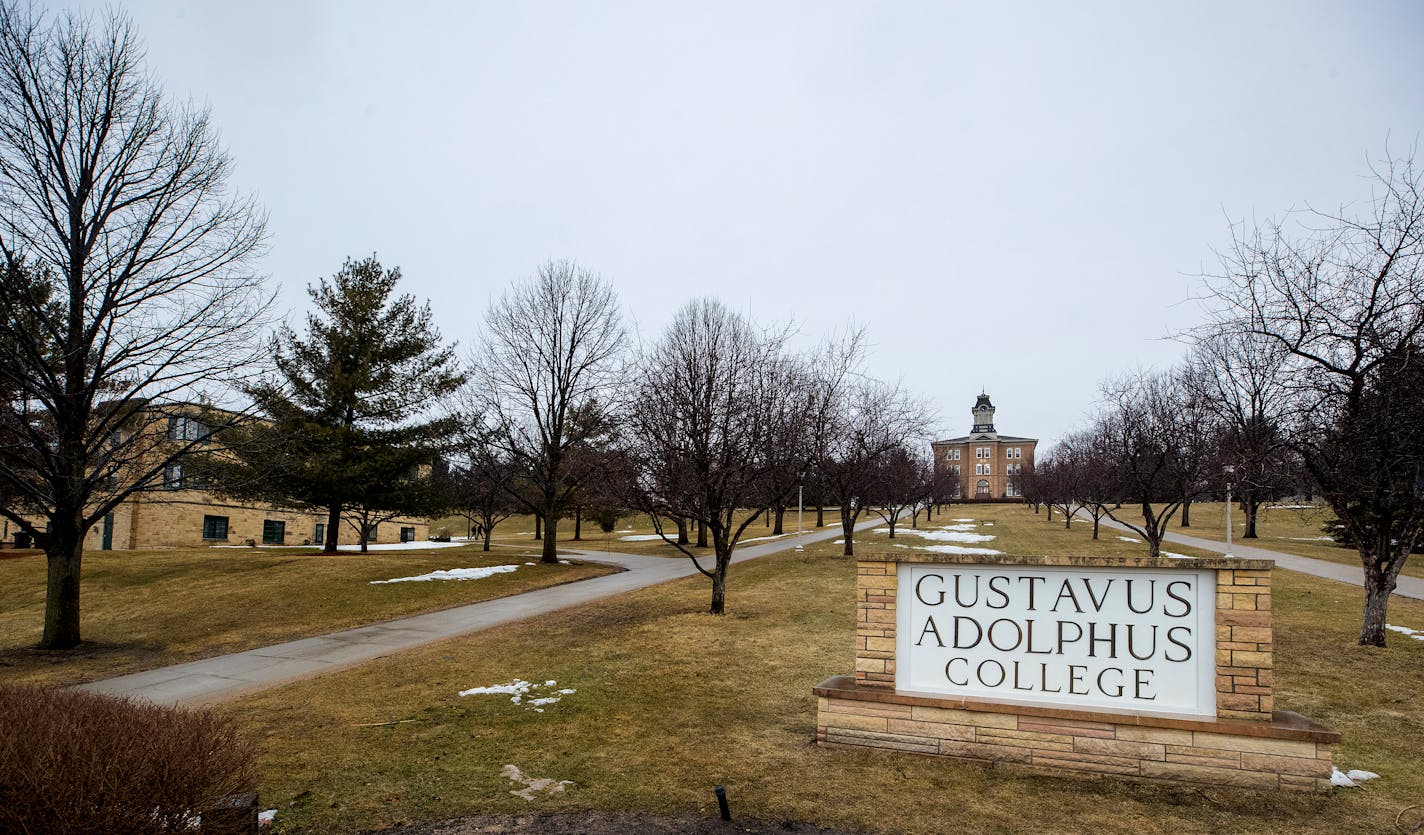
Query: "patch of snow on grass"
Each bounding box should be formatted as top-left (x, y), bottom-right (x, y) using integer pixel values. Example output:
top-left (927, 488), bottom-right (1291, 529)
top-left (460, 679), bottom-right (576, 711)
top-left (1330, 766), bottom-right (1379, 788)
top-left (370, 565), bottom-right (518, 584)
top-left (1161, 552), bottom-right (1191, 559)
top-left (878, 527), bottom-right (995, 544)
top-left (618, 534), bottom-right (667, 541)
top-left (502, 764), bottom-right (574, 801)
top-left (1117, 536), bottom-right (1143, 543)
top-left (258, 809), bottom-right (277, 826)
top-left (1386, 624), bottom-right (1424, 641)
top-left (833, 539), bottom-right (844, 544)
top-left (893, 543), bottom-right (1003, 556)
top-left (952, 518), bottom-right (976, 522)
top-left (1289, 536), bottom-right (1336, 541)
top-left (941, 524), bottom-right (977, 532)
top-left (1267, 504), bottom-right (1317, 510)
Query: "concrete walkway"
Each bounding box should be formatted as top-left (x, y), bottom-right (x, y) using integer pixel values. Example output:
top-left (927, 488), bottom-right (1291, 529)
top-left (1084, 512), bottom-right (1424, 601)
top-left (78, 520), bottom-right (872, 707)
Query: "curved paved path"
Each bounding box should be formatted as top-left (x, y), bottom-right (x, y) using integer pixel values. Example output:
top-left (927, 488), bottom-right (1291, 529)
top-left (1084, 512), bottom-right (1424, 600)
top-left (78, 521), bottom-right (874, 707)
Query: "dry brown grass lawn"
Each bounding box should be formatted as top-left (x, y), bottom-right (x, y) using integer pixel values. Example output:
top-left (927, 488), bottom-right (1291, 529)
top-left (1116, 501), bottom-right (1424, 580)
top-left (0, 543), bottom-right (613, 687)
top-left (229, 504), bottom-right (1423, 834)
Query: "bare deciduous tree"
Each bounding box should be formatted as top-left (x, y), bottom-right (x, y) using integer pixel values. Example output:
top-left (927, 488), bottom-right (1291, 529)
top-left (1201, 151), bottom-right (1424, 646)
top-left (0, 6), bottom-right (269, 649)
top-left (1185, 332), bottom-right (1295, 539)
top-left (624, 298), bottom-right (793, 614)
top-left (821, 379), bottom-right (932, 556)
top-left (1094, 371), bottom-right (1196, 558)
top-left (467, 261), bottom-right (625, 564)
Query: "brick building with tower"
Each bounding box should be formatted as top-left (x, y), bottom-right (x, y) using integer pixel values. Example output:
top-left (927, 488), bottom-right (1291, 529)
top-left (931, 393), bottom-right (1037, 500)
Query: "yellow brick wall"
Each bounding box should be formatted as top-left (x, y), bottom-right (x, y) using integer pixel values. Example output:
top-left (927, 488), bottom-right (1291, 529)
top-left (816, 694), bottom-right (1332, 792)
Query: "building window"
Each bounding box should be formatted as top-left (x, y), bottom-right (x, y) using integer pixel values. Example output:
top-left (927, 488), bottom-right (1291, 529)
top-left (400, 526), bottom-right (416, 543)
top-left (1015, 448), bottom-right (1022, 458)
top-left (954, 449), bottom-right (960, 460)
top-left (164, 463), bottom-right (184, 489)
top-left (364, 523), bottom-right (379, 542)
top-left (1006, 449), bottom-right (1013, 459)
top-left (314, 522), bottom-right (325, 545)
top-left (984, 464), bottom-right (991, 475)
top-left (975, 448), bottom-right (982, 459)
top-left (202, 515), bottom-right (228, 540)
top-left (952, 464), bottom-right (960, 475)
top-left (168, 416), bottom-right (211, 442)
top-left (262, 520), bottom-right (285, 545)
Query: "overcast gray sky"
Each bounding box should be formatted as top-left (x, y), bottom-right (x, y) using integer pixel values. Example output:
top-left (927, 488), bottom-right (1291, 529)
top-left (60, 1), bottom-right (1424, 447)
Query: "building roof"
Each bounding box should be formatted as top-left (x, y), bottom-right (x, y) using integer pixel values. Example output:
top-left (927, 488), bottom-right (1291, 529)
top-left (933, 434), bottom-right (1038, 445)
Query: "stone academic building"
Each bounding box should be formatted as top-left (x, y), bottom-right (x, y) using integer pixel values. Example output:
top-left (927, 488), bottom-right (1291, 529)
top-left (931, 393), bottom-right (1037, 500)
top-left (2, 410), bottom-right (428, 551)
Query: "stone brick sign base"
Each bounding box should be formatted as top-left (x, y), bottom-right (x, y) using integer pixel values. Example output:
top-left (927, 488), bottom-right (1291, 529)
top-left (814, 675), bottom-right (1338, 791)
top-left (815, 553), bottom-right (1340, 792)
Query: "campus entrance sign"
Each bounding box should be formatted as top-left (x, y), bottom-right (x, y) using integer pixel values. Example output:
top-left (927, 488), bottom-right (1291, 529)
top-left (813, 553), bottom-right (1341, 792)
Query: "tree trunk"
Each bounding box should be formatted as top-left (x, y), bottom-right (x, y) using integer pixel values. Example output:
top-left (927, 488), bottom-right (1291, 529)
top-left (482, 527), bottom-right (493, 551)
top-left (574, 505), bottom-right (582, 541)
top-left (1046, 504), bottom-right (1053, 522)
top-left (1359, 544), bottom-right (1404, 646)
top-left (40, 514), bottom-right (84, 650)
top-left (1243, 498), bottom-right (1259, 539)
top-left (534, 515), bottom-right (542, 540)
top-left (816, 503), bottom-right (824, 528)
top-left (324, 503), bottom-right (341, 554)
top-left (696, 520), bottom-right (707, 548)
top-left (676, 516), bottom-right (689, 545)
top-left (841, 508), bottom-right (856, 557)
top-left (1180, 499), bottom-right (1192, 527)
top-left (541, 510), bottom-right (559, 564)
top-left (773, 505), bottom-right (785, 535)
top-left (1092, 515), bottom-right (1100, 540)
top-left (709, 549), bottom-right (730, 615)
top-left (764, 509), bottom-right (770, 528)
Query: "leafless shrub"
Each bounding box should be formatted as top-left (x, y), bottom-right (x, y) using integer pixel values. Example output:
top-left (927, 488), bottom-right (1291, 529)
top-left (0, 684), bottom-right (256, 835)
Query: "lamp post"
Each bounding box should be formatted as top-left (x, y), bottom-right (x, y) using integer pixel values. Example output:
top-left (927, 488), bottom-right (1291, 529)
top-left (1224, 465), bottom-right (1236, 559)
top-left (795, 484), bottom-right (805, 552)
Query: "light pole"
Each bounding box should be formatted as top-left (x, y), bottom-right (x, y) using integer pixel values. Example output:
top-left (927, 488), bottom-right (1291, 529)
top-left (795, 484), bottom-right (805, 552)
top-left (1224, 465), bottom-right (1236, 558)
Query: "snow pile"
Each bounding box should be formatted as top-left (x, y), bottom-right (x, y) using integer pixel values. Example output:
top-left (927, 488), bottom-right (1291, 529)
top-left (893, 543), bottom-right (1003, 556)
top-left (502, 764), bottom-right (573, 801)
top-left (370, 565), bottom-right (518, 584)
top-left (1385, 624), bottom-right (1424, 642)
top-left (258, 809), bottom-right (278, 826)
top-left (1330, 766), bottom-right (1380, 788)
top-left (876, 527), bottom-right (995, 544)
top-left (1117, 536), bottom-right (1142, 543)
top-left (459, 679), bottom-right (577, 712)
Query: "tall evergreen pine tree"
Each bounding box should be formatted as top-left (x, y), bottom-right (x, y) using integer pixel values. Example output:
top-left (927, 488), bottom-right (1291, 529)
top-left (217, 256), bottom-right (464, 552)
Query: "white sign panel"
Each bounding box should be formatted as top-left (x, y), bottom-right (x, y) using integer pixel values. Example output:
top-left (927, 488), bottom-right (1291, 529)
top-left (896, 564), bottom-right (1216, 717)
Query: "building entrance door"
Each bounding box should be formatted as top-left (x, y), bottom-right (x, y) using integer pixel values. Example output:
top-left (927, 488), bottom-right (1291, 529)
top-left (101, 513), bottom-right (113, 550)
top-left (976, 479), bottom-right (990, 499)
